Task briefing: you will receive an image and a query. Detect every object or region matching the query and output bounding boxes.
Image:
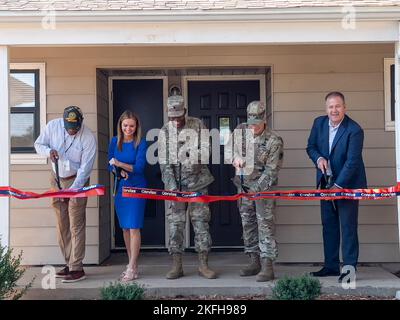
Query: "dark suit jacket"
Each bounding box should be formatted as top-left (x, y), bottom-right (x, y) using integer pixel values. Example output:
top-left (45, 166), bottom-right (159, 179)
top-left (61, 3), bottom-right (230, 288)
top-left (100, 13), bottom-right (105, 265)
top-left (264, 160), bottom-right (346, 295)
top-left (306, 115), bottom-right (367, 189)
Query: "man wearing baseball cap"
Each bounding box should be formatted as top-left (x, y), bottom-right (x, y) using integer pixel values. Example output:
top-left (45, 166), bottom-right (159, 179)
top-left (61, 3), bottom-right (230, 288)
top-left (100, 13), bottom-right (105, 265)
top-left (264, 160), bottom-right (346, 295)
top-left (231, 101), bottom-right (284, 281)
top-left (158, 94), bottom-right (217, 280)
top-left (34, 105), bottom-right (96, 283)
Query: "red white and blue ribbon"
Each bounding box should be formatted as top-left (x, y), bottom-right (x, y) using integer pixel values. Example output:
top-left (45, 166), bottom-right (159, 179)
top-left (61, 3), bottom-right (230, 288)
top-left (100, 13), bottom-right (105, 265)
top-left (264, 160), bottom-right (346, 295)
top-left (4, 183), bottom-right (397, 202)
top-left (122, 184), bottom-right (400, 203)
top-left (0, 185), bottom-right (105, 200)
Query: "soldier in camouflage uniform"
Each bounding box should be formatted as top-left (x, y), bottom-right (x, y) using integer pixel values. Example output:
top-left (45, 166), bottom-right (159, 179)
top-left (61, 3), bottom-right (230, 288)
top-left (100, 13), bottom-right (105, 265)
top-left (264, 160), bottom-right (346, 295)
top-left (231, 101), bottom-right (284, 282)
top-left (158, 95), bottom-right (217, 280)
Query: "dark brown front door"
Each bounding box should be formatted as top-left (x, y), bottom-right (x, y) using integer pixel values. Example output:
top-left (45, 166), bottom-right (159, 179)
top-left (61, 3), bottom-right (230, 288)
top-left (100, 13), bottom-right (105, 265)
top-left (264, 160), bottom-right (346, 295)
top-left (188, 80), bottom-right (260, 247)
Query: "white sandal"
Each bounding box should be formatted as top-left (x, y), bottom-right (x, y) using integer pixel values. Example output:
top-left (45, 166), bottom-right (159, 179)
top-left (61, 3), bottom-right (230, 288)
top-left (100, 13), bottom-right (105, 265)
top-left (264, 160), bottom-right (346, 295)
top-left (120, 268), bottom-right (138, 282)
top-left (119, 264), bottom-right (130, 280)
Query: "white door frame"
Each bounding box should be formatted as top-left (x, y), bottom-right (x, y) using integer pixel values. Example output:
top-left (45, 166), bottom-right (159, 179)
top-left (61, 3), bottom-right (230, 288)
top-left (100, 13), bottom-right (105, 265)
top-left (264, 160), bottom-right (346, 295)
top-left (108, 75), bottom-right (168, 249)
top-left (0, 46), bottom-right (10, 248)
top-left (182, 74), bottom-right (267, 249)
top-left (394, 37), bottom-right (400, 256)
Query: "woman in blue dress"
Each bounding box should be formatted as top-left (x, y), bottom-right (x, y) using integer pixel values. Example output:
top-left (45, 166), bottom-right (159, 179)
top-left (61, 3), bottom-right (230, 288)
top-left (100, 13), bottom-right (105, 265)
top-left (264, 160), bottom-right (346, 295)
top-left (108, 110), bottom-right (147, 282)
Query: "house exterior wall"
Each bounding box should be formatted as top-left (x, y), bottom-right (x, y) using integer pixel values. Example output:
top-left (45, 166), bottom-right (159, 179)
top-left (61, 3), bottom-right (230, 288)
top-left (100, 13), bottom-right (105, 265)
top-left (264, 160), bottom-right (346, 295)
top-left (9, 43), bottom-right (399, 264)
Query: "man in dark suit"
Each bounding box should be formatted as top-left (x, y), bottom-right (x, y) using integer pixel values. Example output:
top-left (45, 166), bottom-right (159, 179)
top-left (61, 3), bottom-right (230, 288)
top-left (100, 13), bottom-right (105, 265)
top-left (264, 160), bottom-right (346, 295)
top-left (306, 91), bottom-right (367, 283)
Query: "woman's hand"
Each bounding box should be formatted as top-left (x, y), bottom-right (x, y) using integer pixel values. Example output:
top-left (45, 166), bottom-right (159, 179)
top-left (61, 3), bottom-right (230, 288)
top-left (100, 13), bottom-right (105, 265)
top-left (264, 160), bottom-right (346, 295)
top-left (109, 158), bottom-right (121, 167)
top-left (110, 158), bottom-right (133, 173)
top-left (120, 170), bottom-right (129, 180)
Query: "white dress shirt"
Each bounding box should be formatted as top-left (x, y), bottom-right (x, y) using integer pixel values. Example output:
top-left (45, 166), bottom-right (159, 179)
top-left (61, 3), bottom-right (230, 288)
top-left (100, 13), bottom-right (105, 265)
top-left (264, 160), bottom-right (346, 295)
top-left (34, 118), bottom-right (97, 189)
top-left (317, 118), bottom-right (344, 188)
top-left (326, 119), bottom-right (342, 175)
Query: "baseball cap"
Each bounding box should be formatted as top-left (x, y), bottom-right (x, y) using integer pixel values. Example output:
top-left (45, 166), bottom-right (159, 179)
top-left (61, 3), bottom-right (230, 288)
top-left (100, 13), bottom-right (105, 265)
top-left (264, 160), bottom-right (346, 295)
top-left (63, 106), bottom-right (83, 130)
top-left (167, 95), bottom-right (185, 118)
top-left (247, 101), bottom-right (266, 125)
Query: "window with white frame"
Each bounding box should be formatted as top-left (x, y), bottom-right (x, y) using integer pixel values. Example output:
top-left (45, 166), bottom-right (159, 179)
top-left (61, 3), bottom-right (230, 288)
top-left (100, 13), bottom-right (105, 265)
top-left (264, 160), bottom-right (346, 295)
top-left (10, 63), bottom-right (47, 164)
top-left (384, 58), bottom-right (395, 131)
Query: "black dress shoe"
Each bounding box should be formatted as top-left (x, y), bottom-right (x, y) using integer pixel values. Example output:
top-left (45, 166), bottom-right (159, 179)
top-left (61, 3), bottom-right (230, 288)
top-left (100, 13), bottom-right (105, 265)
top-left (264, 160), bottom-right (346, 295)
top-left (310, 267), bottom-right (340, 277)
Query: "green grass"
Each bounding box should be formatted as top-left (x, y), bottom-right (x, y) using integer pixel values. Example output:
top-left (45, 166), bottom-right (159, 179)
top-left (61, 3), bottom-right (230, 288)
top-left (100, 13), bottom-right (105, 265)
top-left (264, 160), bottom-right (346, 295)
top-left (101, 281), bottom-right (145, 300)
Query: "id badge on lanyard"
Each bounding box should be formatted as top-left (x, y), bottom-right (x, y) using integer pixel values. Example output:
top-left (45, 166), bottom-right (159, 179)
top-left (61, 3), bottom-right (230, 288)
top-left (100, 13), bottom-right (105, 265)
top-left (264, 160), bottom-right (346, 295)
top-left (63, 159), bottom-right (70, 171)
top-left (63, 134), bottom-right (76, 172)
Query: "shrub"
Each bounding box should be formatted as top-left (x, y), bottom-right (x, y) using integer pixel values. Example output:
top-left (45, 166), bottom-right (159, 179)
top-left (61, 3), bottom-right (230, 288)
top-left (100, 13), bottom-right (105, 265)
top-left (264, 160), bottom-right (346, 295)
top-left (101, 282), bottom-right (145, 300)
top-left (272, 274), bottom-right (321, 300)
top-left (0, 242), bottom-right (32, 300)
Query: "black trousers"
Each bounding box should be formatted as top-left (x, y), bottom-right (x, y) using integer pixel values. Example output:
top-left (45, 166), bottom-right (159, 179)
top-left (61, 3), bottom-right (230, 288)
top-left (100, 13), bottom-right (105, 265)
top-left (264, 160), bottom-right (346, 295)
top-left (320, 199), bottom-right (359, 271)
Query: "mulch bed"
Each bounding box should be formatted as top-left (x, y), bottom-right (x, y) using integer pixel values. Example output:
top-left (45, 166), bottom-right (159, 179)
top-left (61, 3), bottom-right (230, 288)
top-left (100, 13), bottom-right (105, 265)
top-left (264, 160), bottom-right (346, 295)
top-left (317, 294), bottom-right (395, 300)
top-left (150, 294), bottom-right (395, 300)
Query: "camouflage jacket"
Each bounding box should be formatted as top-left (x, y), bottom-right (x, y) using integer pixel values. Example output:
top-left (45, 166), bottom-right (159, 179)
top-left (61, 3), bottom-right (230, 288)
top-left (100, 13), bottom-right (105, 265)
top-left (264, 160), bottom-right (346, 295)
top-left (232, 123), bottom-right (284, 192)
top-left (158, 116), bottom-right (214, 192)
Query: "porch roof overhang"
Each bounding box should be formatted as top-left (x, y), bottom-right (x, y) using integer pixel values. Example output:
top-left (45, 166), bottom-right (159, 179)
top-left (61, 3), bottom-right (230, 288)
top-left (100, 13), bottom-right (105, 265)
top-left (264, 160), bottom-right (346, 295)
top-left (0, 6), bottom-right (400, 45)
top-left (1, 6), bottom-right (400, 22)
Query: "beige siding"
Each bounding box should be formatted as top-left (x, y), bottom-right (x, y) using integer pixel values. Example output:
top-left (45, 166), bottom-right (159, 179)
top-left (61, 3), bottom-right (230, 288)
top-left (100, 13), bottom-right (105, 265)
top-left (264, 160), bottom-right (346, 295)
top-left (275, 111), bottom-right (384, 130)
top-left (284, 149), bottom-right (396, 168)
top-left (11, 246), bottom-right (99, 266)
top-left (274, 91), bottom-right (384, 111)
top-left (274, 73), bottom-right (384, 92)
top-left (276, 204), bottom-right (398, 225)
top-left (9, 43), bottom-right (399, 264)
top-left (11, 227), bottom-right (99, 246)
top-left (278, 244), bottom-right (399, 263)
top-left (11, 208), bottom-right (99, 227)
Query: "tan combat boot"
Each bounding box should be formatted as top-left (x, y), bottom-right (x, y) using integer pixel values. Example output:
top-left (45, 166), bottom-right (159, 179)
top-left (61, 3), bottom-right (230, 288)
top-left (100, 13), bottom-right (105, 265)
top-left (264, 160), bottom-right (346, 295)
top-left (166, 253), bottom-right (184, 279)
top-left (198, 252), bottom-right (217, 279)
top-left (239, 253), bottom-right (261, 276)
top-left (256, 258), bottom-right (275, 282)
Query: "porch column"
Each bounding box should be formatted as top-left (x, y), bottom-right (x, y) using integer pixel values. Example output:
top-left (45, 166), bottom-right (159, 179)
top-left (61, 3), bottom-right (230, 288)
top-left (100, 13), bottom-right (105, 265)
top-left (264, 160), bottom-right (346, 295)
top-left (395, 38), bottom-right (400, 255)
top-left (0, 46), bottom-right (10, 248)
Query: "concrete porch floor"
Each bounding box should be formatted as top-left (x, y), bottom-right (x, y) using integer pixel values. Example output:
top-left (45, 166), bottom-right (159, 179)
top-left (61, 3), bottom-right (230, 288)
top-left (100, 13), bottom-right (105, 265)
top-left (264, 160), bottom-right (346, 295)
top-left (19, 252), bottom-right (400, 300)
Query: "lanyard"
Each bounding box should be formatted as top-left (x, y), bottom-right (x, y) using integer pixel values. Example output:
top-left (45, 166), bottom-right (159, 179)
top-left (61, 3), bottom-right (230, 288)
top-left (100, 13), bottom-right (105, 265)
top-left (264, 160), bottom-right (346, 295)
top-left (64, 133), bottom-right (77, 154)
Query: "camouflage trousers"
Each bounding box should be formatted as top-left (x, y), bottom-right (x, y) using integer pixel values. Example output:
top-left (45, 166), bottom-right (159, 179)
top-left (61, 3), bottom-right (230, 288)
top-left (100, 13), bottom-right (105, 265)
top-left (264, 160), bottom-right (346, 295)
top-left (239, 196), bottom-right (278, 260)
top-left (166, 187), bottom-right (212, 254)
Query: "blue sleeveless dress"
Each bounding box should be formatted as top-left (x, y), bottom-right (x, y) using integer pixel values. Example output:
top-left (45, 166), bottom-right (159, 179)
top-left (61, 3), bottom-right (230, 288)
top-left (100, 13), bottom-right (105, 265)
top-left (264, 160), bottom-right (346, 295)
top-left (108, 137), bottom-right (147, 229)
